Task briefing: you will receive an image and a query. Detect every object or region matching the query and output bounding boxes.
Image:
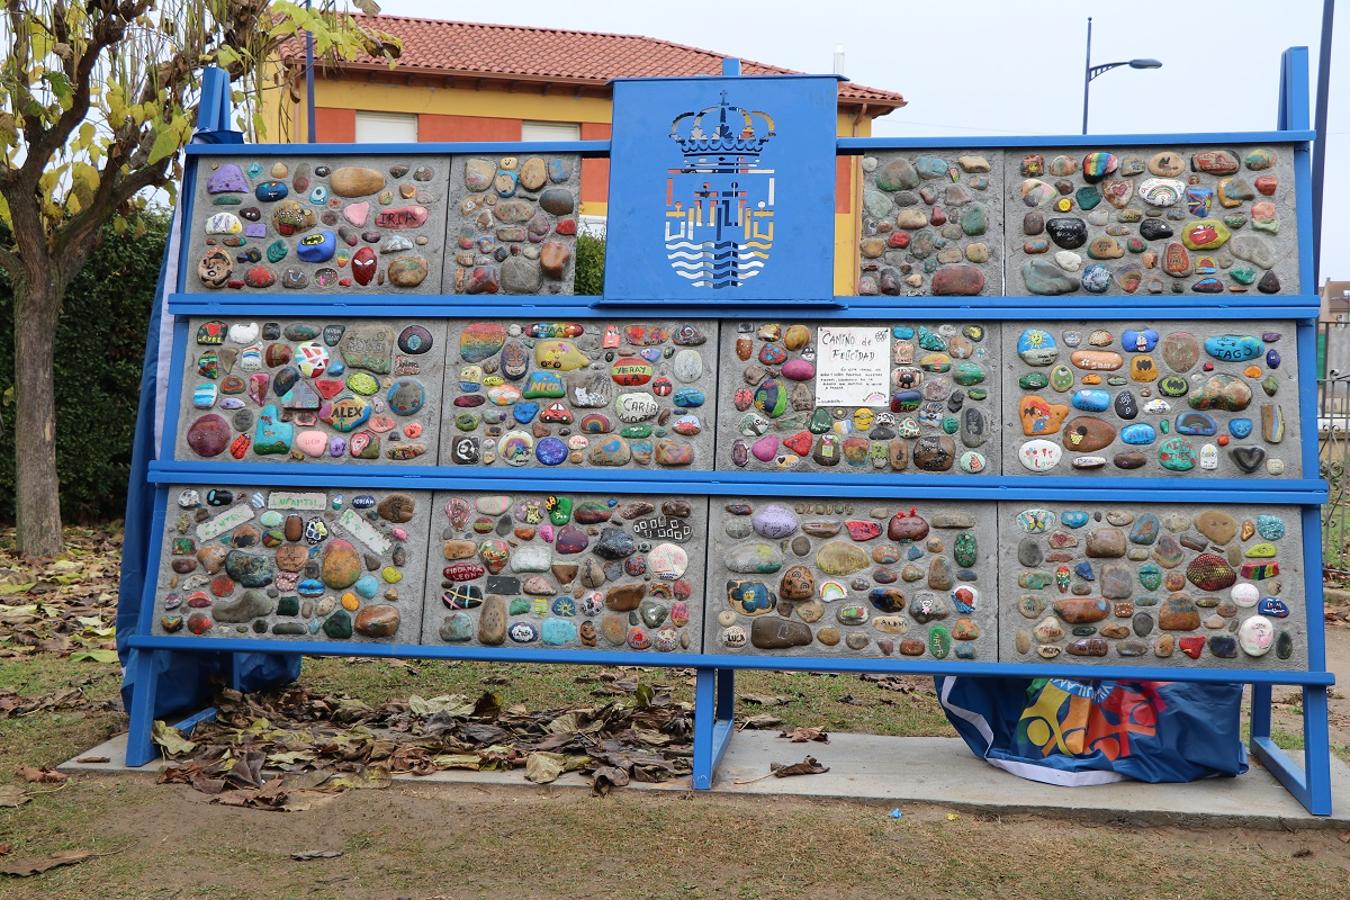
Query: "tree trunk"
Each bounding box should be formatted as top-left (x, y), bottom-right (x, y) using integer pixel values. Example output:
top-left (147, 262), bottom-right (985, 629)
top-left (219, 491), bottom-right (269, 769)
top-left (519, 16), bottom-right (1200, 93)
top-left (13, 275), bottom-right (64, 557)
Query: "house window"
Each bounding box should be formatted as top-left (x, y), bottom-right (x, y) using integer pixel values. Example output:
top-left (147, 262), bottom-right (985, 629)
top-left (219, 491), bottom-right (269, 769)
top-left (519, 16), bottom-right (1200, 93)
top-left (522, 121), bottom-right (580, 142)
top-left (354, 111), bottom-right (418, 143)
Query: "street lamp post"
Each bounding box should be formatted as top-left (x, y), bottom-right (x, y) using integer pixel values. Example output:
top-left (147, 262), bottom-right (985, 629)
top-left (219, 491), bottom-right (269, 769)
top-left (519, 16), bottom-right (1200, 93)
top-left (1082, 17), bottom-right (1162, 134)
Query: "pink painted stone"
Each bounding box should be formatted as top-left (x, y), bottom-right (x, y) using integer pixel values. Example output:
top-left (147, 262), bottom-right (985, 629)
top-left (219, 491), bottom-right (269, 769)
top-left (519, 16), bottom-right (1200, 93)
top-left (374, 206), bottom-right (428, 229)
top-left (295, 429), bottom-right (328, 457)
top-left (781, 358), bottom-right (816, 381)
top-left (751, 434), bottom-right (779, 462)
top-left (342, 202), bottom-right (370, 227)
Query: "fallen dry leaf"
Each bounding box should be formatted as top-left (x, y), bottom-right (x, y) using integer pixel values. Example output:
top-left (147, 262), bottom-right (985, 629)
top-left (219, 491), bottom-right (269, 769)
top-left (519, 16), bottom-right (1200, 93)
top-left (1338, 831), bottom-right (1350, 844)
top-left (770, 756), bottom-right (830, 778)
top-left (290, 850), bottom-right (343, 861)
top-left (75, 756), bottom-right (109, 764)
top-left (778, 726), bottom-right (829, 744)
top-left (0, 786), bottom-right (30, 808)
top-left (740, 713), bottom-right (784, 730)
top-left (18, 767), bottom-right (67, 784)
top-left (741, 693), bottom-right (789, 707)
top-left (0, 842), bottom-right (11, 856)
top-left (1292, 848), bottom-right (1313, 858)
top-left (0, 849), bottom-right (94, 877)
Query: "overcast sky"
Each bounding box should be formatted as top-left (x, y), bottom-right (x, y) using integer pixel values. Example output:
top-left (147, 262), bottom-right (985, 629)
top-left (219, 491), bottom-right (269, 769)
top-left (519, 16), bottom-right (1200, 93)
top-left (379, 0), bottom-right (1345, 283)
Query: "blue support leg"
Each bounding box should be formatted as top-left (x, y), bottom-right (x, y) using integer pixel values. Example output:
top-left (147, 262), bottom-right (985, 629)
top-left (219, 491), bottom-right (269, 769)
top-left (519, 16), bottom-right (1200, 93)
top-left (124, 648), bottom-right (161, 767)
top-left (1250, 682), bottom-right (1273, 742)
top-left (711, 668), bottom-right (736, 776)
top-left (1251, 685), bottom-right (1334, 815)
top-left (691, 667), bottom-right (717, 790)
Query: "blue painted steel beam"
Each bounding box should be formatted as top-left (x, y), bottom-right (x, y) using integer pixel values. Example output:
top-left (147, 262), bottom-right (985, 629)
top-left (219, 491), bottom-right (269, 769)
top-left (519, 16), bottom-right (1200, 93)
top-left (185, 140), bottom-right (611, 158)
top-left (124, 635), bottom-right (1334, 686)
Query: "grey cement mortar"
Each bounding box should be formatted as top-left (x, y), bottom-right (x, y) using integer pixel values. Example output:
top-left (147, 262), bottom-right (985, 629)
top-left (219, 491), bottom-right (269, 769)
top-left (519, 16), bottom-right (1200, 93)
top-left (1003, 144), bottom-right (1299, 296)
top-left (187, 154), bottom-right (450, 294)
top-left (996, 502), bottom-right (1307, 669)
top-left (419, 491), bottom-right (708, 653)
top-left (174, 318), bottom-right (446, 467)
top-left (441, 154), bottom-right (581, 295)
top-left (705, 497), bottom-right (997, 660)
top-left (713, 320), bottom-right (999, 475)
top-left (1001, 321), bottom-right (1300, 478)
top-left (151, 486), bottom-right (432, 644)
top-left (857, 150), bottom-right (1005, 296)
top-left (440, 319), bottom-right (719, 471)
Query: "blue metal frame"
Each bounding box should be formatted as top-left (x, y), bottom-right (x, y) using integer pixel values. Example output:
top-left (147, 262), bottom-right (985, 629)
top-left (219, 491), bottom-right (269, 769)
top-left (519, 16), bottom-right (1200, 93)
top-left (124, 49), bottom-right (1334, 816)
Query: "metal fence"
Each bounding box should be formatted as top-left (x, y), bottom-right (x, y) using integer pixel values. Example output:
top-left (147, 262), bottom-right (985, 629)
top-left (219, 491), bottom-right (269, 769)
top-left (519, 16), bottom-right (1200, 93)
top-left (1319, 319), bottom-right (1350, 578)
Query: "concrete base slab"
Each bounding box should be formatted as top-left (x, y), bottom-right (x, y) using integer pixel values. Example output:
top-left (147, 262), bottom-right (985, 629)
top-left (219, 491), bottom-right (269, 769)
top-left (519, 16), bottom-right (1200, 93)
top-left (63, 730), bottom-right (1350, 828)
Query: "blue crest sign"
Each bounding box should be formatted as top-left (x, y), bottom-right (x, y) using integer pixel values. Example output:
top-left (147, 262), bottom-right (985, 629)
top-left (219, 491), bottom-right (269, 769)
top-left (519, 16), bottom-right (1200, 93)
top-left (603, 74), bottom-right (839, 305)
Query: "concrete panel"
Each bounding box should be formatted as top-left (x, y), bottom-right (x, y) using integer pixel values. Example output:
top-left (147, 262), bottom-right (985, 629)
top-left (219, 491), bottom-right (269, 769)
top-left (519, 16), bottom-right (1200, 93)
top-left (1004, 145), bottom-right (1298, 297)
top-left (997, 502), bottom-right (1306, 669)
top-left (174, 318), bottom-right (445, 466)
top-left (442, 154), bottom-right (581, 294)
top-left (440, 319), bottom-right (718, 469)
top-left (705, 497), bottom-right (997, 661)
top-left (187, 155), bottom-right (450, 294)
top-left (1002, 322), bottom-right (1299, 477)
top-left (151, 486), bottom-right (431, 644)
top-left (420, 492), bottom-right (707, 653)
top-left (715, 320), bottom-right (998, 475)
top-left (857, 150), bottom-right (1005, 296)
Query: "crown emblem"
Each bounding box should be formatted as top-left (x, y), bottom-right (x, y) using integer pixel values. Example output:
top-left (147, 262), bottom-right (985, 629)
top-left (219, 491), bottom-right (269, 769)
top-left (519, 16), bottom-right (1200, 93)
top-left (669, 91), bottom-right (776, 157)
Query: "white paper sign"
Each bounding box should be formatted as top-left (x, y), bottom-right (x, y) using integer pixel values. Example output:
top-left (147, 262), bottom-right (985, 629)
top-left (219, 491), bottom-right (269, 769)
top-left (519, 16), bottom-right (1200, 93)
top-left (814, 326), bottom-right (890, 407)
top-left (266, 491), bottom-right (328, 511)
top-left (337, 507), bottom-right (391, 556)
top-left (195, 505), bottom-right (254, 542)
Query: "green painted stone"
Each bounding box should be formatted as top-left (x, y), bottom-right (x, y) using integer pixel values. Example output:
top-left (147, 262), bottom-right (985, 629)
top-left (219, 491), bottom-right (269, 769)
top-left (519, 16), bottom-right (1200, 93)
top-left (1263, 376), bottom-right (1279, 397)
top-left (1159, 419), bottom-right (1169, 434)
top-left (454, 412), bottom-right (479, 431)
top-left (928, 625), bottom-right (952, 659)
top-left (1158, 375), bottom-right (1189, 397)
top-left (266, 239), bottom-right (288, 263)
top-left (1106, 375), bottom-right (1127, 387)
top-left (276, 596), bottom-right (300, 616)
top-left (1224, 214), bottom-right (1248, 230)
top-left (213, 196), bottom-right (242, 205)
top-left (1018, 571), bottom-right (1053, 589)
top-left (959, 205), bottom-right (988, 236)
top-left (809, 407), bottom-right (834, 434)
top-left (963, 325), bottom-right (984, 341)
top-left (548, 496), bottom-right (573, 525)
top-left (953, 361), bottom-right (985, 386)
top-left (1020, 372), bottom-right (1049, 390)
top-left (1159, 437), bottom-right (1196, 471)
top-left (322, 610), bottom-right (353, 639)
top-left (347, 372), bottom-right (379, 395)
top-left (509, 598), bottom-right (530, 615)
top-left (1230, 266), bottom-right (1257, 285)
top-left (942, 416), bottom-right (959, 435)
top-left (1075, 185), bottom-right (1102, 210)
top-left (1138, 563), bottom-right (1162, 591)
top-left (621, 424), bottom-right (652, 439)
top-left (1071, 625), bottom-right (1098, 637)
top-left (918, 327), bottom-right (946, 351)
top-left (1050, 365), bottom-right (1074, 392)
top-left (954, 532), bottom-right (977, 568)
top-left (968, 388), bottom-right (989, 401)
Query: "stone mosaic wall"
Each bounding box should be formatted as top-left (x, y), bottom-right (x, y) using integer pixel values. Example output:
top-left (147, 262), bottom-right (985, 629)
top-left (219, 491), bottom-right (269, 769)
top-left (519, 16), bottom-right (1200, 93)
top-left (999, 503), bottom-right (1305, 668)
top-left (189, 155), bottom-right (449, 293)
top-left (1004, 322), bottom-right (1298, 477)
top-left (715, 321), bottom-right (997, 474)
top-left (1005, 145), bottom-right (1297, 296)
top-left (153, 486), bottom-right (429, 643)
top-left (441, 320), bottom-right (717, 469)
top-left (443, 154), bottom-right (580, 294)
top-left (420, 492), bottom-right (706, 653)
top-left (176, 318), bottom-right (445, 465)
top-left (706, 498), bottom-right (997, 660)
top-left (857, 151), bottom-right (1004, 296)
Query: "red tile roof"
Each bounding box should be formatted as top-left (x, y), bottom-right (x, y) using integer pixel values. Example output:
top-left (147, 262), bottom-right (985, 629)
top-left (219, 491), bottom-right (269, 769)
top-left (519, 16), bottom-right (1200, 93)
top-left (285, 15), bottom-right (905, 113)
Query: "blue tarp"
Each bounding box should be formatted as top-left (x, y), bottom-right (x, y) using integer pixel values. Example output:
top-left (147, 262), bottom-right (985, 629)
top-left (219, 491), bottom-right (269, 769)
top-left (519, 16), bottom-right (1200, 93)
top-left (937, 676), bottom-right (1248, 785)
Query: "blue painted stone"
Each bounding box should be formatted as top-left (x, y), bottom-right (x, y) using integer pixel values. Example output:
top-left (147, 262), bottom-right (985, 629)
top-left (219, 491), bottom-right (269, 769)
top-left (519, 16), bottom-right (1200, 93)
top-left (1229, 418), bottom-right (1254, 439)
top-left (1258, 596), bottom-right (1290, 618)
top-left (1266, 349), bottom-right (1281, 369)
top-left (255, 180), bottom-right (288, 202)
top-left (1256, 514), bottom-right (1286, 541)
top-left (892, 326), bottom-right (915, 339)
top-left (917, 327), bottom-right (946, 351)
top-left (1128, 513), bottom-right (1161, 544)
top-left (1074, 562), bottom-right (1095, 581)
top-left (1203, 334), bottom-right (1263, 362)
top-left (309, 186), bottom-right (328, 205)
top-left (523, 371), bottom-right (565, 399)
top-left (328, 361), bottom-right (345, 376)
top-left (513, 402), bottom-right (540, 424)
top-left (731, 581), bottom-right (775, 613)
top-left (632, 440), bottom-right (653, 458)
top-left (1120, 423), bottom-right (1157, 445)
top-left (541, 618), bottom-right (578, 645)
top-left (673, 387), bottom-right (705, 408)
top-left (353, 495), bottom-right (376, 509)
top-left (907, 545), bottom-right (923, 560)
top-left (892, 390), bottom-right (922, 412)
top-left (550, 596), bottom-right (577, 617)
top-left (640, 347), bottom-right (662, 363)
top-left (535, 436), bottom-right (567, 466)
top-left (1120, 328), bottom-right (1159, 352)
top-left (354, 574), bottom-right (379, 599)
top-left (1175, 411), bottom-right (1218, 436)
top-left (253, 403), bottom-right (294, 454)
top-left (387, 380), bottom-right (426, 416)
top-left (1061, 511), bottom-right (1089, 529)
top-left (1071, 389), bottom-right (1110, 412)
top-left (297, 578), bottom-right (325, 597)
top-left (1080, 263), bottom-right (1111, 293)
top-left (915, 155), bottom-right (948, 178)
top-left (547, 158), bottom-right (570, 183)
top-left (954, 643), bottom-right (976, 660)
top-left (296, 230), bottom-right (337, 263)
top-left (509, 622), bottom-right (539, 643)
top-left (1016, 328), bottom-right (1058, 365)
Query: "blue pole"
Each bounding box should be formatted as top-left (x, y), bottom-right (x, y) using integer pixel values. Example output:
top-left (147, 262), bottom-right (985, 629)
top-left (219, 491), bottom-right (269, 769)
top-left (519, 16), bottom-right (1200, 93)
top-left (1312, 0), bottom-right (1335, 285)
top-left (305, 0), bottom-right (316, 143)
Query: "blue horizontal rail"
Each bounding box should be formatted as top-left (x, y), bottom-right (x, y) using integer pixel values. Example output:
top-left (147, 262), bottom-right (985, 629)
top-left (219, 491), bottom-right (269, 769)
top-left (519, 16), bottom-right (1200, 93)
top-left (837, 130), bottom-right (1314, 152)
top-left (145, 462), bottom-right (1328, 504)
top-left (185, 140), bottom-right (612, 157)
top-left (124, 634), bottom-right (1334, 687)
top-left (166, 293), bottom-right (1322, 322)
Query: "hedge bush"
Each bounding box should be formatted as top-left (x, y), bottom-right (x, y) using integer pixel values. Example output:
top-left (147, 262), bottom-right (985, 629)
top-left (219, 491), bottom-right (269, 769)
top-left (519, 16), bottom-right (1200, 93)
top-left (0, 215), bottom-right (168, 523)
top-left (575, 232), bottom-right (605, 295)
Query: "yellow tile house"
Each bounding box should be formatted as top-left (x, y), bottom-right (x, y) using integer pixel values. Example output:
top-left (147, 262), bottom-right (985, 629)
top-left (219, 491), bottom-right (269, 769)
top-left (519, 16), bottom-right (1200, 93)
top-left (266, 16), bottom-right (906, 293)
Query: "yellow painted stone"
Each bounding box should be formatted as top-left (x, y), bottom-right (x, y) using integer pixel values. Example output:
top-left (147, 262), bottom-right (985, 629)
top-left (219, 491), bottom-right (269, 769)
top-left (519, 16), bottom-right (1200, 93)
top-left (1244, 365), bottom-right (1262, 378)
top-left (382, 566), bottom-right (403, 584)
top-left (341, 592), bottom-right (360, 611)
top-left (1055, 197), bottom-right (1073, 212)
top-left (784, 324), bottom-right (811, 351)
top-left (853, 408), bottom-right (875, 431)
top-left (1081, 374), bottom-right (1102, 385)
top-left (1130, 355), bottom-right (1158, 382)
top-left (1245, 542), bottom-right (1278, 558)
top-left (534, 339), bottom-right (589, 371)
top-left (1180, 218), bottom-right (1231, 251)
